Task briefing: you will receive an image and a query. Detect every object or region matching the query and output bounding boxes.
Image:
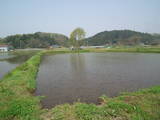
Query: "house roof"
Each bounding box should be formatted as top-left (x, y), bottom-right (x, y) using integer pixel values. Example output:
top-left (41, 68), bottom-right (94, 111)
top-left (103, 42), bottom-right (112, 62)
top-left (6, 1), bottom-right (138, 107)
top-left (0, 44), bottom-right (9, 47)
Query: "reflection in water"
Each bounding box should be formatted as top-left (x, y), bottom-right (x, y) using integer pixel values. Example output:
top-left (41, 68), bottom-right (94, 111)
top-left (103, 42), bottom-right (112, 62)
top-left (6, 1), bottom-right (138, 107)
top-left (70, 54), bottom-right (87, 82)
top-left (36, 53), bottom-right (160, 108)
top-left (0, 61), bottom-right (18, 79)
top-left (0, 51), bottom-right (39, 79)
top-left (0, 51), bottom-right (39, 64)
top-left (0, 52), bottom-right (14, 59)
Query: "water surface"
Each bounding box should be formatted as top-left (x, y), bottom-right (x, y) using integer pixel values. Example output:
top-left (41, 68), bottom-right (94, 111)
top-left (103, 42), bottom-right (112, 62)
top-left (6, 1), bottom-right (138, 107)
top-left (0, 51), bottom-right (39, 79)
top-left (36, 53), bottom-right (160, 108)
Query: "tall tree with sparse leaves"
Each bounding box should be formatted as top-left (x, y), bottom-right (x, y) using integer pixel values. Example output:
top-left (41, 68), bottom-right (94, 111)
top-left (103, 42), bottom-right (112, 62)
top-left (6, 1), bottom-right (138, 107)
top-left (70, 28), bottom-right (86, 49)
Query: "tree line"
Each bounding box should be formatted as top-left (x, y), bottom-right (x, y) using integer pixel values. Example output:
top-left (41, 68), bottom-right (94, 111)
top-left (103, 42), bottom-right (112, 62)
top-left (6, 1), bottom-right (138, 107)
top-left (0, 29), bottom-right (160, 48)
top-left (85, 30), bottom-right (160, 46)
top-left (0, 32), bottom-right (68, 48)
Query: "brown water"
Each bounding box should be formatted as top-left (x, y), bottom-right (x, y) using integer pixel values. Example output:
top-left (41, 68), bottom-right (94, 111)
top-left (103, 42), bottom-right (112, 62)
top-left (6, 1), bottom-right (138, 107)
top-left (36, 53), bottom-right (160, 108)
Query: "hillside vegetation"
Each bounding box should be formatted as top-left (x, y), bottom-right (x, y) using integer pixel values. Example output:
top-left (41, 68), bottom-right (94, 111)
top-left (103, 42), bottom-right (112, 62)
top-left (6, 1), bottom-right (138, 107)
top-left (1, 32), bottom-right (69, 48)
top-left (85, 30), bottom-right (160, 46)
top-left (1, 30), bottom-right (160, 49)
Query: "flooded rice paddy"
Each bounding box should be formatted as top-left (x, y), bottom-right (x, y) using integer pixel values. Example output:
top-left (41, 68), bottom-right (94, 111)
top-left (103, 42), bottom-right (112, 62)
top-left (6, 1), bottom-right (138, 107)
top-left (0, 51), bottom-right (39, 79)
top-left (36, 53), bottom-right (160, 108)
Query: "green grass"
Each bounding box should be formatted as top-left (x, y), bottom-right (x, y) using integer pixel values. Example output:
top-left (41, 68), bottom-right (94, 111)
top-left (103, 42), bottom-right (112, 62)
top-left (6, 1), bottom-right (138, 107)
top-left (47, 46), bottom-right (160, 53)
top-left (45, 85), bottom-right (160, 120)
top-left (0, 52), bottom-right (43, 120)
top-left (0, 48), bottom-right (160, 120)
top-left (41, 46), bottom-right (160, 54)
top-left (99, 47), bottom-right (160, 53)
top-left (107, 48), bottom-right (160, 53)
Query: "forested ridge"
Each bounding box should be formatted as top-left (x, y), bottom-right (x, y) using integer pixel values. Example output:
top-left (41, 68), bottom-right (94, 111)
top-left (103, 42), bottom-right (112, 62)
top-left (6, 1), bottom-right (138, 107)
top-left (84, 30), bottom-right (160, 46)
top-left (0, 32), bottom-right (69, 48)
top-left (0, 30), bottom-right (160, 48)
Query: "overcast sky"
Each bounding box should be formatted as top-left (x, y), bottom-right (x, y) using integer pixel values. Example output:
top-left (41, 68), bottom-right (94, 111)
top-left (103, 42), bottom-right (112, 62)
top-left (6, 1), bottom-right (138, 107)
top-left (0, 0), bottom-right (160, 37)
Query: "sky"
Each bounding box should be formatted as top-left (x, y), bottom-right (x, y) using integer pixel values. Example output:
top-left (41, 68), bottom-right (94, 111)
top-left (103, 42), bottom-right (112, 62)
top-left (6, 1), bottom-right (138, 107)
top-left (0, 0), bottom-right (160, 38)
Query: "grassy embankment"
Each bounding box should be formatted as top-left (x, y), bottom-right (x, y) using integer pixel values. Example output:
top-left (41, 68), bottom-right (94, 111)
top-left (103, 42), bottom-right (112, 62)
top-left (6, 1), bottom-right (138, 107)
top-left (0, 50), bottom-right (40, 63)
top-left (0, 48), bottom-right (160, 120)
top-left (0, 51), bottom-right (43, 120)
top-left (49, 46), bottom-right (160, 53)
top-left (85, 47), bottom-right (160, 53)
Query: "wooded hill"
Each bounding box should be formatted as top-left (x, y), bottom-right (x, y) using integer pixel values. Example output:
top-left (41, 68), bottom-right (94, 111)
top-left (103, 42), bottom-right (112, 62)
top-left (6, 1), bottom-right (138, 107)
top-left (1, 32), bottom-right (68, 48)
top-left (0, 30), bottom-right (160, 48)
top-left (84, 30), bottom-right (160, 46)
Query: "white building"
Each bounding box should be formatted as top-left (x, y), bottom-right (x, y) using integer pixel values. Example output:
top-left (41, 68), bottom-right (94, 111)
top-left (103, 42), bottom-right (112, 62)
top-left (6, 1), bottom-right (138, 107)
top-left (0, 45), bottom-right (9, 52)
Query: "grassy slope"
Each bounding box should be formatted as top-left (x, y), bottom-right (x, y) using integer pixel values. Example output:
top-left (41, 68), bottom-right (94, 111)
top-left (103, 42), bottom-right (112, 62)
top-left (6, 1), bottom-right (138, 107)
top-left (0, 48), bottom-right (160, 120)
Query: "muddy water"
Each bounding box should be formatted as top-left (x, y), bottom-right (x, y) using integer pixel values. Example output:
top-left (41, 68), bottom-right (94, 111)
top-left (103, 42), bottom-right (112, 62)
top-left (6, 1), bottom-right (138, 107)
top-left (36, 53), bottom-right (160, 108)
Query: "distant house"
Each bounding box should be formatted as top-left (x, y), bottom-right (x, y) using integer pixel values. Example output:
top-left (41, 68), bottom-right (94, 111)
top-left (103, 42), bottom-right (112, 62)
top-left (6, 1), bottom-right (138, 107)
top-left (0, 45), bottom-right (9, 52)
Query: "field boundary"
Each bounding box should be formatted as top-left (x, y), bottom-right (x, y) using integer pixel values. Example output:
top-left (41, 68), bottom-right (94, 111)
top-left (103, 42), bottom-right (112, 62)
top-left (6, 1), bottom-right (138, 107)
top-left (0, 49), bottom-right (160, 120)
